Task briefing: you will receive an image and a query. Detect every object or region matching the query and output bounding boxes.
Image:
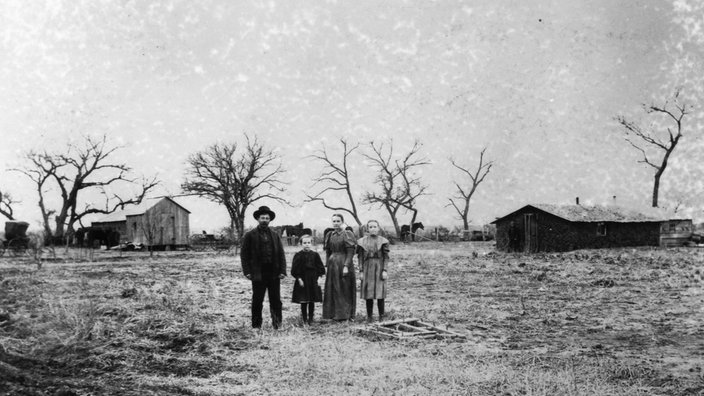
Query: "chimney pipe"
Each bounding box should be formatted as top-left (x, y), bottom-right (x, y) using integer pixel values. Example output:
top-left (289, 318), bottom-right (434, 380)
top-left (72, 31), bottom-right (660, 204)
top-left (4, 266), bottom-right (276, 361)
top-left (576, 197), bottom-right (580, 205)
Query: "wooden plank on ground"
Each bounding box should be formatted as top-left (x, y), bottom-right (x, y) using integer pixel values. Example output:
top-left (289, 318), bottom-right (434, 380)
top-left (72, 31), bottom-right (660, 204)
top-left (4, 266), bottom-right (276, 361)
top-left (415, 321), bottom-right (467, 337)
top-left (363, 329), bottom-right (398, 340)
top-left (396, 323), bottom-right (437, 335)
top-left (373, 326), bottom-right (404, 336)
top-left (376, 317), bottom-right (420, 326)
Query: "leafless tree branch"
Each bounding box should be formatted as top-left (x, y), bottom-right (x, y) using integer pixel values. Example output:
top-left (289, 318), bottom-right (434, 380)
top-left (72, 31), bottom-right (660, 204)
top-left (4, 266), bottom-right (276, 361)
top-left (615, 89), bottom-right (691, 207)
top-left (363, 139), bottom-right (429, 239)
top-left (182, 133), bottom-right (288, 238)
top-left (305, 138), bottom-right (363, 228)
top-left (12, 135), bottom-right (156, 241)
top-left (448, 147), bottom-right (493, 238)
top-left (0, 189), bottom-right (18, 220)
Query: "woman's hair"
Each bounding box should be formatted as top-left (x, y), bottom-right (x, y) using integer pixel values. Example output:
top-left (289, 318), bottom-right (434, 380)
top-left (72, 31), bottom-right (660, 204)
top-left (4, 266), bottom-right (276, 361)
top-left (366, 219), bottom-right (380, 228)
top-left (332, 213), bottom-right (345, 222)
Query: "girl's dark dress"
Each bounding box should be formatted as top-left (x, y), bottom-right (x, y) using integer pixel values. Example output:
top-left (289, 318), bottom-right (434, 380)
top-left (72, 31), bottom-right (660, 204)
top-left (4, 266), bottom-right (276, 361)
top-left (291, 250), bottom-right (326, 303)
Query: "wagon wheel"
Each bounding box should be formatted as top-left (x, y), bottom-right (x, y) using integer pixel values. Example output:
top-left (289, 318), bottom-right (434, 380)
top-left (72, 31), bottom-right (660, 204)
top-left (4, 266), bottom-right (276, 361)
top-left (0, 243), bottom-right (5, 257)
top-left (8, 239), bottom-right (27, 257)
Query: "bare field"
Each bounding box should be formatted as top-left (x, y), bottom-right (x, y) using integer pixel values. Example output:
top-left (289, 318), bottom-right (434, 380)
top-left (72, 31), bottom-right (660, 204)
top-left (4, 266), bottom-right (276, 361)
top-left (1, 242), bottom-right (703, 395)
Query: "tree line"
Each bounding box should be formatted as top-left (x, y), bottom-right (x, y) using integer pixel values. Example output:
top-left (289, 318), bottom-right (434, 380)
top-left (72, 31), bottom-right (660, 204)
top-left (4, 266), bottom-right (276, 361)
top-left (0, 133), bottom-right (492, 244)
top-left (181, 135), bottom-right (492, 240)
top-left (0, 90), bottom-right (698, 244)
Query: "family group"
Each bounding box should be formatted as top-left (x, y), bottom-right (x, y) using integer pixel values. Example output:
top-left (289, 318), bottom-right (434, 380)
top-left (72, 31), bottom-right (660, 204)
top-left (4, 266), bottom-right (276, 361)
top-left (240, 206), bottom-right (390, 328)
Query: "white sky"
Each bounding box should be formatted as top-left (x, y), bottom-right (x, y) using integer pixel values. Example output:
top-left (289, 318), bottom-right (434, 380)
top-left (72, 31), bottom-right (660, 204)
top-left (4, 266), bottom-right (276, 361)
top-left (1, 0), bottom-right (703, 234)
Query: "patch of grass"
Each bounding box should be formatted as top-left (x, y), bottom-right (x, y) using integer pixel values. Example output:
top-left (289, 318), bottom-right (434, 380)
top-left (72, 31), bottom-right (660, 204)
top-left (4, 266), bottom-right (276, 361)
top-left (1, 243), bottom-right (703, 394)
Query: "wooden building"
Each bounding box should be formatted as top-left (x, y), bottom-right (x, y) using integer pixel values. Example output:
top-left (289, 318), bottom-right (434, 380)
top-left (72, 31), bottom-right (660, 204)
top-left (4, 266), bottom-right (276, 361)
top-left (659, 219), bottom-right (694, 247)
top-left (91, 197), bottom-right (190, 249)
top-left (492, 204), bottom-right (689, 253)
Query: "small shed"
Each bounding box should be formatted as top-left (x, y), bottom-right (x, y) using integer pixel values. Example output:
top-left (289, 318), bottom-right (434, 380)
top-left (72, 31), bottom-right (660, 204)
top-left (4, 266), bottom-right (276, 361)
top-left (91, 197), bottom-right (190, 249)
top-left (659, 219), bottom-right (694, 247)
top-left (491, 204), bottom-right (688, 253)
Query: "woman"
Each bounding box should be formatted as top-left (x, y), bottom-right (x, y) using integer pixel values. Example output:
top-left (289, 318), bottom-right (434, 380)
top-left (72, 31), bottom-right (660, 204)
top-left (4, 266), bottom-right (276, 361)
top-left (357, 220), bottom-right (389, 322)
top-left (322, 213), bottom-right (357, 321)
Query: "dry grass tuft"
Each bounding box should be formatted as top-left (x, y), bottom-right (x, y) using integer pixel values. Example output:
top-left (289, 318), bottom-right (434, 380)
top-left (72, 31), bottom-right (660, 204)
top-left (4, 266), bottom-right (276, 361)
top-left (1, 243), bottom-right (703, 394)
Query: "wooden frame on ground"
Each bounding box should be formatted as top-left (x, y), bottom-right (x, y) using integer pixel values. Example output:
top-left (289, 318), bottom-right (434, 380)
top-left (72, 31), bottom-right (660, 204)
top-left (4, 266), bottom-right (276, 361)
top-left (357, 317), bottom-right (467, 340)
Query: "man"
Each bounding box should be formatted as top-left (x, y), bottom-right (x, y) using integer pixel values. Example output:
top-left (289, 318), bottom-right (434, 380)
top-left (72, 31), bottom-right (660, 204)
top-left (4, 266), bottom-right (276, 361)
top-left (240, 205), bottom-right (287, 329)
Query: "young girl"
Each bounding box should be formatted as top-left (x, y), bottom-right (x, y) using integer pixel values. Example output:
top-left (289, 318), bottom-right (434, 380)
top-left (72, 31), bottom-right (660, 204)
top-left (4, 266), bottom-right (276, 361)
top-left (357, 220), bottom-right (390, 322)
top-left (291, 235), bottom-right (326, 324)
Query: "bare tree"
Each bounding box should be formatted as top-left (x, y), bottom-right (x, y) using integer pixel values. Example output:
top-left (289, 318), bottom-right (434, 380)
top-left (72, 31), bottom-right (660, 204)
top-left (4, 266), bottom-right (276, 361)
top-left (615, 89), bottom-right (691, 207)
top-left (13, 135), bottom-right (158, 242)
top-left (181, 135), bottom-right (287, 239)
top-left (363, 140), bottom-right (429, 239)
top-left (447, 147), bottom-right (493, 240)
top-left (397, 146), bottom-right (429, 238)
top-left (305, 138), bottom-right (363, 229)
top-left (139, 208), bottom-right (163, 257)
top-left (0, 189), bottom-right (18, 220)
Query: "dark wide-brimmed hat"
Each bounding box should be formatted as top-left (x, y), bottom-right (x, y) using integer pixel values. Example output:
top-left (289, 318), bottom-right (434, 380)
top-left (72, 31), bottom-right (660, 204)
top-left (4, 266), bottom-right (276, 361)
top-left (253, 205), bottom-right (276, 221)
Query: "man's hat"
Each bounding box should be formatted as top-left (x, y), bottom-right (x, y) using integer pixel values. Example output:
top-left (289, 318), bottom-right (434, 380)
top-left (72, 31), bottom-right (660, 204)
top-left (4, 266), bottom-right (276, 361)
top-left (253, 205), bottom-right (276, 221)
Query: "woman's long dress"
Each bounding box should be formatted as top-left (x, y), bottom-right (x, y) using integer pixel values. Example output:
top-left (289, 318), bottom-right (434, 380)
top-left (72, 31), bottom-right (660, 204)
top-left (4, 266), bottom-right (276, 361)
top-left (322, 229), bottom-right (356, 320)
top-left (357, 235), bottom-right (389, 300)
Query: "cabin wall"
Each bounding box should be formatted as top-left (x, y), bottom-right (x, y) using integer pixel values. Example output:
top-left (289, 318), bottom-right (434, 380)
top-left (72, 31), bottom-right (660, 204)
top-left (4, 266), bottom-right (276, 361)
top-left (540, 220), bottom-right (660, 251)
top-left (127, 200), bottom-right (190, 247)
top-left (495, 208), bottom-right (661, 252)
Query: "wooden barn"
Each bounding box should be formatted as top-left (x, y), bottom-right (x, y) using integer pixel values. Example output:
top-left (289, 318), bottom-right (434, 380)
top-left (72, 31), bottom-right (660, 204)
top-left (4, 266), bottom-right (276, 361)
top-left (91, 197), bottom-right (190, 249)
top-left (492, 203), bottom-right (690, 253)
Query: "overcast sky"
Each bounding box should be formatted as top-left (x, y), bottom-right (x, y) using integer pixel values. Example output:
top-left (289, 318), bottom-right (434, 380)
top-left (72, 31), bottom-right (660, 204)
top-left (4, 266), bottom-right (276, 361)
top-left (1, 0), bottom-right (703, 234)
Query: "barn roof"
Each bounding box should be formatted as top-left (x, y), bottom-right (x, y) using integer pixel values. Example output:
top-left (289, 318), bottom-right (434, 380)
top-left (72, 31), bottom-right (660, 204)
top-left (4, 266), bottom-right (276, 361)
top-left (492, 204), bottom-right (681, 224)
top-left (92, 197), bottom-right (190, 224)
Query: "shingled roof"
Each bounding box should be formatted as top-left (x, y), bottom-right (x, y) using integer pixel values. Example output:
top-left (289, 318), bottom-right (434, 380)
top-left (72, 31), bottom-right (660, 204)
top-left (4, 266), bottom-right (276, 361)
top-left (493, 204), bottom-right (678, 224)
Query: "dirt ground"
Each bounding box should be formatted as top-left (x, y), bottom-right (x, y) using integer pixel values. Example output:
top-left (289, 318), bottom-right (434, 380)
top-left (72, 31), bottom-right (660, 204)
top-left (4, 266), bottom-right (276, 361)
top-left (1, 242), bottom-right (703, 395)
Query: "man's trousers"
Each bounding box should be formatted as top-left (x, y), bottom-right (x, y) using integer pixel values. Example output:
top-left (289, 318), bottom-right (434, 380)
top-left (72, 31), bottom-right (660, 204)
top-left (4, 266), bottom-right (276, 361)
top-left (251, 277), bottom-right (282, 329)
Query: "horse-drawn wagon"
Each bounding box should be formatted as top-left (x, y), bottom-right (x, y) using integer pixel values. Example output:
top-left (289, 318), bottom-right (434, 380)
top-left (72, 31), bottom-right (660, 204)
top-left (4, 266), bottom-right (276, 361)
top-left (188, 233), bottom-right (238, 253)
top-left (0, 221), bottom-right (30, 257)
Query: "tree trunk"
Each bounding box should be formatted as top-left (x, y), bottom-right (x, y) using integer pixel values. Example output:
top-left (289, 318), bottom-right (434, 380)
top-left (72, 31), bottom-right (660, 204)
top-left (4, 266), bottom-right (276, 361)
top-left (409, 208), bottom-right (418, 241)
top-left (652, 173), bottom-right (661, 208)
top-left (462, 217), bottom-right (469, 241)
top-left (392, 219), bottom-right (401, 239)
top-left (54, 215), bottom-right (66, 239)
top-left (229, 218), bottom-right (236, 240)
top-left (236, 218), bottom-right (245, 242)
top-left (462, 194), bottom-right (471, 241)
top-left (384, 204), bottom-right (401, 239)
top-left (652, 146), bottom-right (674, 208)
top-left (38, 196), bottom-right (52, 239)
top-left (353, 218), bottom-right (363, 237)
top-left (231, 206), bottom-right (245, 243)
